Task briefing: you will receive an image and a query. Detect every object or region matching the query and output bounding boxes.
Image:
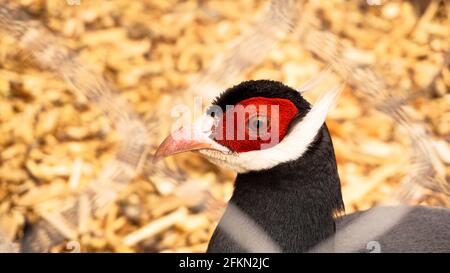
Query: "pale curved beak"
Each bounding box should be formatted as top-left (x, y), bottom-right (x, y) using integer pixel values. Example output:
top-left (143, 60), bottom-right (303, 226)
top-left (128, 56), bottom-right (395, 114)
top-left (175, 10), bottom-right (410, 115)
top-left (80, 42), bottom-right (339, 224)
top-left (153, 115), bottom-right (229, 163)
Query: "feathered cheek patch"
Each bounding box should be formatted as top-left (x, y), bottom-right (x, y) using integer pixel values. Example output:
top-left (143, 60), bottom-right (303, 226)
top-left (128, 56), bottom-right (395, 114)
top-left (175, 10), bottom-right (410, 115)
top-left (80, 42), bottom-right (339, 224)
top-left (212, 97), bottom-right (299, 153)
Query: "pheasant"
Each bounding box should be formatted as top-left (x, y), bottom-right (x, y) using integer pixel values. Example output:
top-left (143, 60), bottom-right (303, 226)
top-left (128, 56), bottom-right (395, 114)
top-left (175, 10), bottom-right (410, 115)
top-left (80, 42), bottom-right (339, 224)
top-left (154, 80), bottom-right (450, 253)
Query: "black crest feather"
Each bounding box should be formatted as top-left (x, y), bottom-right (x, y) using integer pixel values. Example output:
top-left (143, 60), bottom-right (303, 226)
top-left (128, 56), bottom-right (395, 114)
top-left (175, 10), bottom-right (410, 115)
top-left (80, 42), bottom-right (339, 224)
top-left (208, 80), bottom-right (311, 116)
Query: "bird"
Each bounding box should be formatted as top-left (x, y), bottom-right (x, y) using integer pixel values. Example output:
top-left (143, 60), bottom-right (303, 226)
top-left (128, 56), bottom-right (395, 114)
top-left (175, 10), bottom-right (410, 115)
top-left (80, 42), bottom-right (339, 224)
top-left (154, 80), bottom-right (450, 253)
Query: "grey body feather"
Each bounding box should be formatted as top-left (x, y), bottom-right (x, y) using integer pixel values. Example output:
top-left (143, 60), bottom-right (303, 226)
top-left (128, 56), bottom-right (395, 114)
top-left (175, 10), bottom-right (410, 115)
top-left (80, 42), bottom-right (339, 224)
top-left (333, 206), bottom-right (450, 253)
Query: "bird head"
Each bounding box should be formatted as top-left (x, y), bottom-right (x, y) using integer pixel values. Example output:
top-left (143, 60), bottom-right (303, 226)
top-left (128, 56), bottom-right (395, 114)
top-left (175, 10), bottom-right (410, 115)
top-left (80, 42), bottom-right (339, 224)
top-left (154, 80), bottom-right (341, 173)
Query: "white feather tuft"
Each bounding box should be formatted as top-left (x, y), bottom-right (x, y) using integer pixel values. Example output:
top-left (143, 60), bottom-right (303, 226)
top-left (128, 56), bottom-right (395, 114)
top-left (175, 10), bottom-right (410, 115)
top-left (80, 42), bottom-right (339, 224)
top-left (297, 66), bottom-right (331, 93)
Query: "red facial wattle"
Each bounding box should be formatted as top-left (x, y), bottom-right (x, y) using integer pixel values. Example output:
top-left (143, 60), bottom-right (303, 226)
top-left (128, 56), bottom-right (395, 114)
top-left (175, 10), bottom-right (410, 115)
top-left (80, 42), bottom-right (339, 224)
top-left (212, 97), bottom-right (299, 153)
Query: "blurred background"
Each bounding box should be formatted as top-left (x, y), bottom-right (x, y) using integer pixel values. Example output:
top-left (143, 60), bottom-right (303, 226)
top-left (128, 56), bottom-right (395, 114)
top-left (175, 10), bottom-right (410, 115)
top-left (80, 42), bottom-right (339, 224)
top-left (0, 0), bottom-right (449, 252)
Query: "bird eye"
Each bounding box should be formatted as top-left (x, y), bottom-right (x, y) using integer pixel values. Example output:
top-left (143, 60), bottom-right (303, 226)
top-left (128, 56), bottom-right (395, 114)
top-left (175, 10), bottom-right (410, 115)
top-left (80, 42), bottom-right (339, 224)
top-left (246, 115), bottom-right (270, 135)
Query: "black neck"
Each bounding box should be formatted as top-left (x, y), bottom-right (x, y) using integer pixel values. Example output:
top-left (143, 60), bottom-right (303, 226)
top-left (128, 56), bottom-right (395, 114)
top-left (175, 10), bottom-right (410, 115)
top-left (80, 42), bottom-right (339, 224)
top-left (207, 125), bottom-right (344, 253)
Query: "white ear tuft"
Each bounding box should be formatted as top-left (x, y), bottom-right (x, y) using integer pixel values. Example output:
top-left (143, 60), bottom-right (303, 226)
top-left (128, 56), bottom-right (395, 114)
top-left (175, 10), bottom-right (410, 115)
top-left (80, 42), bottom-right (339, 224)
top-left (298, 66), bottom-right (331, 93)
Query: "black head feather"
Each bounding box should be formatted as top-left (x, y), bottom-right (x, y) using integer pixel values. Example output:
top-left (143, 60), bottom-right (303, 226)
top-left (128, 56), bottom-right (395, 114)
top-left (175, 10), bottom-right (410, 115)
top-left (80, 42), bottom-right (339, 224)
top-left (208, 80), bottom-right (311, 117)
